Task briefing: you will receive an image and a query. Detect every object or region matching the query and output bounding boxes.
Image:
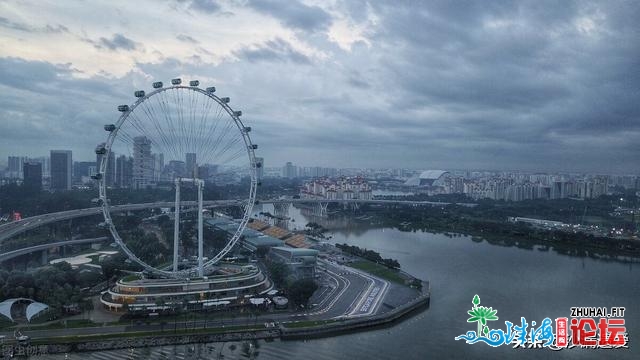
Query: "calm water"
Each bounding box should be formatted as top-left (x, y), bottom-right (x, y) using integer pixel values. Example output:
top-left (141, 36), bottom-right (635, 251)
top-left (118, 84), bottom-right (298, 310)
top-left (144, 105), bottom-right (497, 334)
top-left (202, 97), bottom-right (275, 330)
top-left (54, 205), bottom-right (639, 359)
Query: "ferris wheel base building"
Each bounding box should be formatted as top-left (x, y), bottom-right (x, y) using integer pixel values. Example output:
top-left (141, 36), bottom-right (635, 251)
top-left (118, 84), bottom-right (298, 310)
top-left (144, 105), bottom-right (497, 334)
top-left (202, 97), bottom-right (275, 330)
top-left (100, 264), bottom-right (273, 312)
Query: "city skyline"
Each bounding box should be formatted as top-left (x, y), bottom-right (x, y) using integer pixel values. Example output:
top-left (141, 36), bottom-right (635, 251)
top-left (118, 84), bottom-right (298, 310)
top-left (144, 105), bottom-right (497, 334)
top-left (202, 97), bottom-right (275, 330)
top-left (0, 1), bottom-right (638, 173)
top-left (3, 152), bottom-right (640, 177)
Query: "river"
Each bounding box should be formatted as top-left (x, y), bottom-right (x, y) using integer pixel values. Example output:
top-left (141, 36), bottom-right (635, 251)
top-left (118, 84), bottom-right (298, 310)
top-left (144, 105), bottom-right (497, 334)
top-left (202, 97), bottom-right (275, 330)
top-left (46, 204), bottom-right (638, 359)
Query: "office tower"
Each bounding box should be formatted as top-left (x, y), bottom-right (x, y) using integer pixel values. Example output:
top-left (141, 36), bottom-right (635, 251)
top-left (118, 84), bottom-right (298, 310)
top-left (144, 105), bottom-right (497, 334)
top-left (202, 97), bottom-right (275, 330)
top-left (7, 156), bottom-right (26, 179)
top-left (23, 162), bottom-right (42, 191)
top-left (255, 157), bottom-right (264, 180)
top-left (197, 165), bottom-right (209, 181)
top-left (116, 155), bottom-right (133, 188)
top-left (152, 153), bottom-right (164, 182)
top-left (74, 161), bottom-right (97, 183)
top-left (50, 150), bottom-right (72, 190)
top-left (186, 153), bottom-right (197, 178)
top-left (133, 136), bottom-right (153, 189)
top-left (167, 160), bottom-right (186, 179)
top-left (283, 162), bottom-right (297, 179)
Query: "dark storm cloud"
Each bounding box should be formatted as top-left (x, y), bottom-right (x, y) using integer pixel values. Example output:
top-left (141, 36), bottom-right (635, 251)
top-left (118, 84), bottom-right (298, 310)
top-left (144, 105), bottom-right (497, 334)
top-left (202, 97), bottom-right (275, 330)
top-left (0, 17), bottom-right (69, 33)
top-left (94, 34), bottom-right (140, 51)
top-left (188, 0), bottom-right (220, 14)
top-left (343, 0), bottom-right (640, 171)
top-left (233, 38), bottom-right (310, 64)
top-left (0, 17), bottom-right (31, 31)
top-left (176, 34), bottom-right (199, 44)
top-left (246, 0), bottom-right (332, 32)
top-left (1, 0), bottom-right (638, 173)
top-left (0, 57), bottom-right (132, 161)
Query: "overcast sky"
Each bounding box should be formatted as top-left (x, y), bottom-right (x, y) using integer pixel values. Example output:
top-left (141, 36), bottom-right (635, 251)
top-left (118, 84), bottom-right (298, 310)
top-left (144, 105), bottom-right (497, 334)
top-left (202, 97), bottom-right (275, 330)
top-left (0, 0), bottom-right (638, 173)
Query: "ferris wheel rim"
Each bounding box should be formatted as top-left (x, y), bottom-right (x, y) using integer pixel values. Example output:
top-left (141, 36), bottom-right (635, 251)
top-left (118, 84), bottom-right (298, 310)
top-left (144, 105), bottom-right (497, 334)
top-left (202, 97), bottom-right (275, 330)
top-left (97, 83), bottom-right (257, 278)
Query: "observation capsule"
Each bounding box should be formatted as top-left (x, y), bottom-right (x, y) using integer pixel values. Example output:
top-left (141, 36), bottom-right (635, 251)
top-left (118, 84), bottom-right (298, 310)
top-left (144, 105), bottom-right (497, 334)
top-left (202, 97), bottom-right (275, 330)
top-left (95, 143), bottom-right (107, 155)
top-left (244, 126), bottom-right (251, 133)
top-left (234, 111), bottom-right (242, 117)
top-left (91, 173), bottom-right (103, 180)
top-left (152, 81), bottom-right (163, 89)
top-left (255, 161), bottom-right (262, 168)
top-left (206, 87), bottom-right (216, 93)
top-left (251, 144), bottom-right (258, 150)
top-left (189, 80), bottom-right (199, 87)
top-left (220, 97), bottom-right (230, 103)
top-left (104, 124), bottom-right (116, 132)
top-left (118, 105), bottom-right (130, 112)
top-left (134, 90), bottom-right (145, 98)
top-left (171, 78), bottom-right (182, 85)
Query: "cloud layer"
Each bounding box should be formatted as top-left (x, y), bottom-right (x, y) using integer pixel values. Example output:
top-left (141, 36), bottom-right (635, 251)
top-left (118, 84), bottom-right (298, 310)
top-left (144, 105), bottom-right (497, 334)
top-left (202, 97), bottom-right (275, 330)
top-left (0, 0), bottom-right (638, 173)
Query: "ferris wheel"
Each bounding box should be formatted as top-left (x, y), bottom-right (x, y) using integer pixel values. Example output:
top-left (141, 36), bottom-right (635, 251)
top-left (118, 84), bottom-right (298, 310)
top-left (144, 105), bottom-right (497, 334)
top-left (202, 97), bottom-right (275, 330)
top-left (95, 78), bottom-right (259, 278)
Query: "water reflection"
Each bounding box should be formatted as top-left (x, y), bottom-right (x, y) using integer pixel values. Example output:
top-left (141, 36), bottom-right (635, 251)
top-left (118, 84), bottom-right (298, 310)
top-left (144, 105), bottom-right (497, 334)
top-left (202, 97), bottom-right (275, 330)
top-left (48, 204), bottom-right (639, 359)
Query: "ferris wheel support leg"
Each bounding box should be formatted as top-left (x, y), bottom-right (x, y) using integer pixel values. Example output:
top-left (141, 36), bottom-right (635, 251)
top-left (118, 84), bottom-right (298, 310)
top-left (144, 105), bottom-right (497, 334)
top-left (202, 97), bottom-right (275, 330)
top-left (173, 178), bottom-right (181, 272)
top-left (197, 179), bottom-right (204, 277)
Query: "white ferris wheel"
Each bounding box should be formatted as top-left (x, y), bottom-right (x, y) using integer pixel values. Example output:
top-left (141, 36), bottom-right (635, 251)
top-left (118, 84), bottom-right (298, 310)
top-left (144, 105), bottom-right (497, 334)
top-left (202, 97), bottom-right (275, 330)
top-left (95, 78), bottom-right (259, 278)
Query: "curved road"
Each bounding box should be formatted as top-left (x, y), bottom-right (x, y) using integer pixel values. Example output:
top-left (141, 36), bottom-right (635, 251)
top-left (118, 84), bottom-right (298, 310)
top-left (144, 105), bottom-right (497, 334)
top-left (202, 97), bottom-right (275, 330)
top-left (0, 237), bottom-right (109, 263)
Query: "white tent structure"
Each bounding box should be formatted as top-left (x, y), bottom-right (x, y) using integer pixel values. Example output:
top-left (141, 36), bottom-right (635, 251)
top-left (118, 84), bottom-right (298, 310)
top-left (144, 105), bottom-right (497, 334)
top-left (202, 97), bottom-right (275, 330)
top-left (0, 298), bottom-right (49, 322)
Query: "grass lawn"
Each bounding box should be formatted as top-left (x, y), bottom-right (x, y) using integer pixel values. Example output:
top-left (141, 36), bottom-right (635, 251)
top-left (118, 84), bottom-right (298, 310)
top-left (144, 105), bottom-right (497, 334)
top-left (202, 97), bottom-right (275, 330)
top-left (349, 260), bottom-right (406, 284)
top-left (29, 324), bottom-right (267, 345)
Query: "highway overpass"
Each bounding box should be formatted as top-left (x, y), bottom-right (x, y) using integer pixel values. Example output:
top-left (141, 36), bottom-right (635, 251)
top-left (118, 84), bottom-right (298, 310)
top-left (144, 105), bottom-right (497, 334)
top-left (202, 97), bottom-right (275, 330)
top-left (0, 198), bottom-right (475, 244)
top-left (0, 237), bottom-right (110, 263)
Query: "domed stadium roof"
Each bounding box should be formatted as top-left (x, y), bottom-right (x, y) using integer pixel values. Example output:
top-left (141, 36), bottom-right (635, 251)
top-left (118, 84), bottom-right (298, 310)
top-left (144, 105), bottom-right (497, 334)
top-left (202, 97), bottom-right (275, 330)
top-left (404, 170), bottom-right (451, 186)
top-left (418, 170), bottom-right (449, 180)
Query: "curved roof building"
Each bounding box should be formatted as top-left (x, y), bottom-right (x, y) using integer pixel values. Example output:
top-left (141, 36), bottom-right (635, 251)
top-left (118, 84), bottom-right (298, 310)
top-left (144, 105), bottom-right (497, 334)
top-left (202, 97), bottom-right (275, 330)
top-left (0, 298), bottom-right (49, 322)
top-left (404, 170), bottom-right (451, 187)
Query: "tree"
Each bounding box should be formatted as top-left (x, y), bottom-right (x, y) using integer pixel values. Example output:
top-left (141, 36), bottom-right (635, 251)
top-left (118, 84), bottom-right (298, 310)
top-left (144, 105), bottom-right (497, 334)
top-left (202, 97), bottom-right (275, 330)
top-left (287, 279), bottom-right (318, 307)
top-left (266, 262), bottom-right (289, 287)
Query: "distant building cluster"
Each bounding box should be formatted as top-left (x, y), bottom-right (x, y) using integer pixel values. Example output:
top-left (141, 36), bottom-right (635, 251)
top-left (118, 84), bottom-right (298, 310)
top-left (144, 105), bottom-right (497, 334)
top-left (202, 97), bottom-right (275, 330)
top-left (1, 138), bottom-right (258, 190)
top-left (301, 176), bottom-right (373, 200)
top-left (389, 170), bottom-right (639, 201)
top-left (281, 161), bottom-right (338, 179)
top-left (2, 151), bottom-right (639, 204)
top-left (462, 174), bottom-right (612, 201)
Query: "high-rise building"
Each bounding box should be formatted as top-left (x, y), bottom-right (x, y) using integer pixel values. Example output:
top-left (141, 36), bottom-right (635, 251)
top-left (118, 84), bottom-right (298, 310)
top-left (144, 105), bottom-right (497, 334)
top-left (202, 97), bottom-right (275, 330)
top-left (23, 162), bottom-right (42, 191)
top-left (133, 136), bottom-right (153, 189)
top-left (152, 153), bottom-right (164, 182)
top-left (255, 157), bottom-right (264, 180)
top-left (186, 153), bottom-right (197, 178)
top-left (74, 161), bottom-right (97, 183)
top-left (167, 160), bottom-right (186, 179)
top-left (197, 165), bottom-right (209, 181)
top-left (116, 155), bottom-right (133, 188)
top-left (29, 156), bottom-right (50, 178)
top-left (7, 156), bottom-right (26, 179)
top-left (50, 150), bottom-right (72, 190)
top-left (283, 162), bottom-right (297, 179)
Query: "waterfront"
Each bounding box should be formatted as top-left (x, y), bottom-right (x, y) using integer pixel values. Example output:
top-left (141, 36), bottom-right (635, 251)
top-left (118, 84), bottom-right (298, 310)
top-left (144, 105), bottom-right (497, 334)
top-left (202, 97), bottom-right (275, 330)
top-left (44, 205), bottom-right (638, 359)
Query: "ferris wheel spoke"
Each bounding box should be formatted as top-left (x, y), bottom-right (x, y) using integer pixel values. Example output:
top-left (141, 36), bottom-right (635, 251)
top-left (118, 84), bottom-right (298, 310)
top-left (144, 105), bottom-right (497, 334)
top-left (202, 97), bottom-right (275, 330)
top-left (158, 90), bottom-right (182, 161)
top-left (198, 103), bottom-right (226, 161)
top-left (140, 99), bottom-right (174, 160)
